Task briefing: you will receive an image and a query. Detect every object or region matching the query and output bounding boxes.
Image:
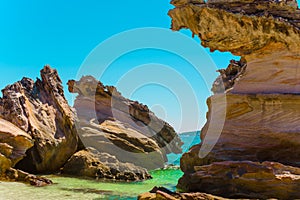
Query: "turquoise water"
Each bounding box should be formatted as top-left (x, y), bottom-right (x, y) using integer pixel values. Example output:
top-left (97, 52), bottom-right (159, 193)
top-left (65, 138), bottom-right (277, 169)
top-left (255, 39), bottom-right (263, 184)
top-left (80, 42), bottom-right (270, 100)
top-left (167, 131), bottom-right (201, 165)
top-left (0, 132), bottom-right (200, 200)
top-left (0, 169), bottom-right (183, 200)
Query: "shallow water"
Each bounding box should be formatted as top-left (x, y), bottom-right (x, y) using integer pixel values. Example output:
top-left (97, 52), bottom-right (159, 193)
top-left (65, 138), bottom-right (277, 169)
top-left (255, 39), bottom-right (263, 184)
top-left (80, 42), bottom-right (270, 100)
top-left (0, 132), bottom-right (200, 200)
top-left (0, 168), bottom-right (183, 200)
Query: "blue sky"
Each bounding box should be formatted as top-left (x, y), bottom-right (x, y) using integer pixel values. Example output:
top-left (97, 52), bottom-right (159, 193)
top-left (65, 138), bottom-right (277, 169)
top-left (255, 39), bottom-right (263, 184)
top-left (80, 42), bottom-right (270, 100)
top-left (0, 0), bottom-right (262, 132)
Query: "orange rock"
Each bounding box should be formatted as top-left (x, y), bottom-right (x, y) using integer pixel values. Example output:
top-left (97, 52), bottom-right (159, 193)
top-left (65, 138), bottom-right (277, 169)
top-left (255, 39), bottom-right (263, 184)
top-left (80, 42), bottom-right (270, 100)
top-left (169, 0), bottom-right (300, 199)
top-left (68, 76), bottom-right (183, 170)
top-left (178, 161), bottom-right (300, 199)
top-left (0, 66), bottom-right (79, 173)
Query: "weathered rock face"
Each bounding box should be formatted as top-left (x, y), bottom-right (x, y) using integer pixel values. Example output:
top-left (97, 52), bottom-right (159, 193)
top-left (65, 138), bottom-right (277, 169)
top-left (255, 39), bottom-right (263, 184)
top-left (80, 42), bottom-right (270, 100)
top-left (169, 0), bottom-right (300, 55)
top-left (0, 118), bottom-right (52, 186)
top-left (169, 0), bottom-right (300, 94)
top-left (62, 148), bottom-right (152, 181)
top-left (0, 66), bottom-right (78, 173)
top-left (0, 118), bottom-right (33, 175)
top-left (2, 168), bottom-right (53, 187)
top-left (181, 93), bottom-right (300, 172)
top-left (68, 76), bottom-right (183, 170)
top-left (212, 59), bottom-right (247, 93)
top-left (169, 0), bottom-right (300, 198)
top-left (179, 161), bottom-right (300, 199)
top-left (138, 186), bottom-right (228, 200)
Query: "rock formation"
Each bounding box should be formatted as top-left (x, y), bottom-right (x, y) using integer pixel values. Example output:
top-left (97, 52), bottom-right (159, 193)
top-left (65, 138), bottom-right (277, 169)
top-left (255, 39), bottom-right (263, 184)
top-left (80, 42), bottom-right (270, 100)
top-left (62, 148), bottom-right (151, 181)
top-left (2, 168), bottom-right (53, 187)
top-left (67, 76), bottom-right (183, 170)
top-left (0, 66), bottom-right (79, 173)
top-left (138, 186), bottom-right (228, 200)
top-left (169, 0), bottom-right (300, 198)
top-left (179, 161), bottom-right (300, 199)
top-left (0, 118), bottom-right (52, 186)
top-left (0, 118), bottom-right (33, 175)
top-left (0, 65), bottom-right (182, 182)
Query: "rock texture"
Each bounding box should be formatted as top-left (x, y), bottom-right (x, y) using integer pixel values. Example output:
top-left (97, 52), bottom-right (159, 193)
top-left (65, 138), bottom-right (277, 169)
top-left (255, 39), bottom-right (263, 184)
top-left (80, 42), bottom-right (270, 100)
top-left (180, 93), bottom-right (300, 172)
top-left (0, 118), bottom-right (33, 175)
top-left (212, 59), bottom-right (247, 93)
top-left (138, 187), bottom-right (228, 200)
top-left (169, 0), bottom-right (300, 199)
top-left (67, 76), bottom-right (183, 170)
top-left (0, 118), bottom-right (52, 186)
top-left (169, 0), bottom-right (300, 94)
top-left (179, 161), bottom-right (300, 199)
top-left (0, 66), bottom-right (79, 173)
top-left (2, 168), bottom-right (53, 187)
top-left (62, 148), bottom-right (151, 181)
top-left (0, 65), bottom-right (181, 182)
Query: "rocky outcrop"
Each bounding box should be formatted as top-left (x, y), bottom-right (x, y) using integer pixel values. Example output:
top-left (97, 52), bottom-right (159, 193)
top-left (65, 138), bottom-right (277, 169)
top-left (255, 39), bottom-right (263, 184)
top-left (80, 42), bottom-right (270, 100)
top-left (169, 0), bottom-right (300, 198)
top-left (2, 168), bottom-right (53, 187)
top-left (212, 59), bottom-right (247, 93)
top-left (0, 118), bottom-right (33, 175)
top-left (180, 93), bottom-right (300, 172)
top-left (67, 76), bottom-right (183, 170)
top-left (169, 0), bottom-right (300, 94)
top-left (179, 161), bottom-right (300, 199)
top-left (62, 148), bottom-right (151, 181)
top-left (0, 66), bottom-right (181, 182)
top-left (0, 118), bottom-right (52, 186)
top-left (138, 187), bottom-right (228, 200)
top-left (0, 66), bottom-right (79, 173)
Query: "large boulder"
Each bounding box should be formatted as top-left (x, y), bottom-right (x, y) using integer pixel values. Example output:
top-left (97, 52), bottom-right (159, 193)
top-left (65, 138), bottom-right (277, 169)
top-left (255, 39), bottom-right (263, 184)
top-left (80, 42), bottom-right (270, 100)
top-left (0, 66), bottom-right (79, 173)
top-left (62, 148), bottom-right (151, 181)
top-left (67, 76), bottom-right (183, 170)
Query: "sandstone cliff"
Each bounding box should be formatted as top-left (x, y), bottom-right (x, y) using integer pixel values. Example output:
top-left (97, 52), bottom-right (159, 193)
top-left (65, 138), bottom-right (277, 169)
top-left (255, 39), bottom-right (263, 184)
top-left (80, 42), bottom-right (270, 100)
top-left (169, 0), bottom-right (300, 198)
top-left (67, 76), bottom-right (183, 170)
top-left (0, 66), bottom-right (79, 173)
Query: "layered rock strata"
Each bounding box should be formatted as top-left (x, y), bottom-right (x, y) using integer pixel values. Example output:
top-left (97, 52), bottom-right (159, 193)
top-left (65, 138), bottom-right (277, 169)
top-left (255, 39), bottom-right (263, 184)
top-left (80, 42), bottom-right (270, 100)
top-left (138, 186), bottom-right (228, 200)
top-left (169, 0), bottom-right (300, 198)
top-left (0, 118), bottom-right (33, 175)
top-left (0, 66), bottom-right (79, 173)
top-left (68, 76), bottom-right (183, 170)
top-left (0, 65), bottom-right (180, 182)
top-left (62, 148), bottom-right (151, 181)
top-left (0, 118), bottom-right (52, 186)
top-left (179, 161), bottom-right (300, 199)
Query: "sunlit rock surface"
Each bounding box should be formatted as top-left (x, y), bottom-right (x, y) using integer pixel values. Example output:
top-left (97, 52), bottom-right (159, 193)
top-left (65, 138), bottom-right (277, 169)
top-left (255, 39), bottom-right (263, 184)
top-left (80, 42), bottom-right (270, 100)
top-left (138, 186), bottom-right (228, 200)
top-left (68, 76), bottom-right (183, 170)
top-left (169, 0), bottom-right (300, 198)
top-left (0, 66), bottom-right (79, 173)
top-left (62, 148), bottom-right (152, 181)
top-left (179, 161), bottom-right (300, 199)
top-left (0, 118), bottom-right (33, 175)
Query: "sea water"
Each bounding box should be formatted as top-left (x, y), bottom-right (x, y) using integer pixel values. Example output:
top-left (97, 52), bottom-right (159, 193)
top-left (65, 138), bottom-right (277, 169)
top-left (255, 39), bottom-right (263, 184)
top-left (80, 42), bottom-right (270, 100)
top-left (0, 131), bottom-right (200, 200)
